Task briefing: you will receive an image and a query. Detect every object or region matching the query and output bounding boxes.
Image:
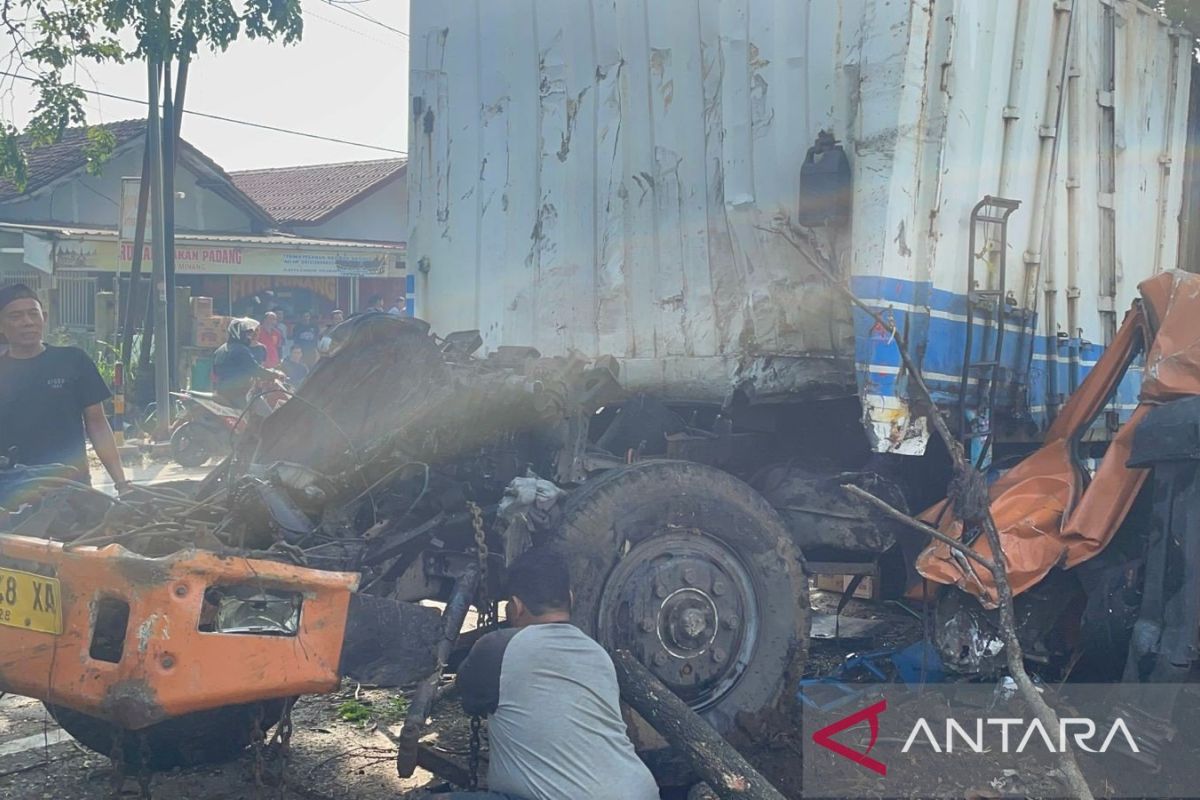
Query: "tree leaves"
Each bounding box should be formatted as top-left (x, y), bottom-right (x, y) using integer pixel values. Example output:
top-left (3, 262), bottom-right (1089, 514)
top-left (0, 0), bottom-right (304, 191)
top-left (1160, 0), bottom-right (1200, 39)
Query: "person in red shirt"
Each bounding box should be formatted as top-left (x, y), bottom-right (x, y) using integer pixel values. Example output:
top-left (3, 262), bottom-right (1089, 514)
top-left (258, 311), bottom-right (286, 368)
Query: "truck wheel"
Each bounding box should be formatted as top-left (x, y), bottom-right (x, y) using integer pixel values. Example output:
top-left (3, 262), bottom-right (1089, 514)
top-left (170, 422), bottom-right (212, 468)
top-left (555, 460), bottom-right (809, 736)
top-left (45, 700), bottom-right (284, 771)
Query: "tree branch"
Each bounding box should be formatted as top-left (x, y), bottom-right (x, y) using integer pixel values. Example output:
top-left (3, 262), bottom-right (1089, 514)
top-left (766, 219), bottom-right (1095, 800)
top-left (841, 484), bottom-right (995, 572)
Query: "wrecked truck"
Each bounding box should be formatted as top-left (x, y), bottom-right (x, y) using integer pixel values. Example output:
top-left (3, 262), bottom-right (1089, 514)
top-left (4, 269), bottom-right (1200, 777)
top-left (1, 0), bottom-right (1200, 782)
top-left (0, 312), bottom-right (821, 772)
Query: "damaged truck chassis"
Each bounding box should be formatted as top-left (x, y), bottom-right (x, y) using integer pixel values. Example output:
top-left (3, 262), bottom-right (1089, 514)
top-left (3, 275), bottom-right (1200, 779)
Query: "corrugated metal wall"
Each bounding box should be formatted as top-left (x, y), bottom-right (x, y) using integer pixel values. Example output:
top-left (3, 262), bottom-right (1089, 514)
top-left (409, 0), bottom-right (1193, 448)
top-left (409, 0), bottom-right (912, 398)
top-left (1179, 62), bottom-right (1200, 274)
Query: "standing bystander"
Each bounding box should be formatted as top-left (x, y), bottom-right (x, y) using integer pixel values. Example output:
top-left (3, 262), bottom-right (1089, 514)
top-left (280, 345), bottom-right (310, 386)
top-left (291, 311), bottom-right (320, 365)
top-left (258, 311), bottom-right (286, 368)
top-left (0, 284), bottom-right (129, 488)
top-left (323, 309), bottom-right (345, 336)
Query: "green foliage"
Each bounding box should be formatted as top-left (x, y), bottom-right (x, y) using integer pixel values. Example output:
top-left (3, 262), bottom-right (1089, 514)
top-left (336, 700), bottom-right (372, 724)
top-left (335, 695), bottom-right (410, 726)
top-left (45, 329), bottom-right (121, 385)
top-left (381, 695), bottom-right (410, 723)
top-left (1160, 0), bottom-right (1200, 37)
top-left (0, 0), bottom-right (304, 190)
top-left (83, 126), bottom-right (117, 176)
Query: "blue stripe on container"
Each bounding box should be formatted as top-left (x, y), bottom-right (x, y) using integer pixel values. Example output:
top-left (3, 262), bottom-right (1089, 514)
top-left (850, 276), bottom-right (1141, 434)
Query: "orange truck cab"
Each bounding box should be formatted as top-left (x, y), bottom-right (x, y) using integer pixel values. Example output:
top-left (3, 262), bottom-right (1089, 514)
top-left (0, 534), bottom-right (356, 729)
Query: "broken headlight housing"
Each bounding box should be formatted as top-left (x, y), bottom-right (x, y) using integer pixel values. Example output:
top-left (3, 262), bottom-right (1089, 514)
top-left (201, 585), bottom-right (302, 636)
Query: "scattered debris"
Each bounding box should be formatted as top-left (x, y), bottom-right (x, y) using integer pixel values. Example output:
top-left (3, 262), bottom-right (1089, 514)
top-left (809, 612), bottom-right (885, 641)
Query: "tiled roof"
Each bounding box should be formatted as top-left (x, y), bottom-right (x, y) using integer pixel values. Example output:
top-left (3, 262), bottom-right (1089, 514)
top-left (0, 119), bottom-right (148, 202)
top-left (229, 159), bottom-right (406, 224)
top-left (0, 221), bottom-right (406, 252)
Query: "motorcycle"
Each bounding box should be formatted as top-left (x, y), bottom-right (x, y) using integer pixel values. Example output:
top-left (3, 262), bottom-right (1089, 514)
top-left (169, 375), bottom-right (291, 468)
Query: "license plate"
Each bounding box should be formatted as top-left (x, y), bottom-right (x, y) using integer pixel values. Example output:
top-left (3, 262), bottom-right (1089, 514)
top-left (0, 567), bottom-right (62, 635)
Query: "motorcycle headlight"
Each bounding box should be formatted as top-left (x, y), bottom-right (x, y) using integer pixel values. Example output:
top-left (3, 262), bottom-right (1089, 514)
top-left (201, 586), bottom-right (302, 636)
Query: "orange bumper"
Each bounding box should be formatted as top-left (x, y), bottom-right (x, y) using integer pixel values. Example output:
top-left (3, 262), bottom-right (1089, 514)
top-left (0, 534), bottom-right (357, 729)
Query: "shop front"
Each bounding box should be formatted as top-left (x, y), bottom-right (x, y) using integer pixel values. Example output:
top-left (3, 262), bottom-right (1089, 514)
top-left (4, 224), bottom-right (406, 331)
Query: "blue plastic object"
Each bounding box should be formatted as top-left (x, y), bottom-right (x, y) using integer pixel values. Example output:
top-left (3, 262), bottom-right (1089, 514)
top-left (796, 642), bottom-right (945, 711)
top-left (890, 640), bottom-right (944, 685)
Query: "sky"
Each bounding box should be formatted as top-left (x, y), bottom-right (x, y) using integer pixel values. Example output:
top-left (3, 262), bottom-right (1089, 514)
top-left (4, 0), bottom-right (411, 172)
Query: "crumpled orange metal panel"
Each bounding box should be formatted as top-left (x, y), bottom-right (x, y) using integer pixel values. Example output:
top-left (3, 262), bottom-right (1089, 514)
top-left (1139, 271), bottom-right (1200, 404)
top-left (915, 271), bottom-right (1200, 607)
top-left (0, 534), bottom-right (357, 729)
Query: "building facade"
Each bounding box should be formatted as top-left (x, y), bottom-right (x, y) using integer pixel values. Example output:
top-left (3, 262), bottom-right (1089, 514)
top-left (0, 120), bottom-right (407, 332)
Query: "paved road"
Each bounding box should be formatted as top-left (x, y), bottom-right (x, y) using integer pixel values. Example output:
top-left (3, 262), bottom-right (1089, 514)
top-left (92, 457), bottom-right (214, 496)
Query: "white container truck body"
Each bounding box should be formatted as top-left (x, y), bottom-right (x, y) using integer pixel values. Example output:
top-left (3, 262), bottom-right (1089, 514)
top-left (408, 0), bottom-right (1194, 455)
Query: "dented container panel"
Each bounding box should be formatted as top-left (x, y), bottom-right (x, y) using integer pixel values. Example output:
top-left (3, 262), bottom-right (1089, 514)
top-left (408, 0), bottom-right (1192, 451)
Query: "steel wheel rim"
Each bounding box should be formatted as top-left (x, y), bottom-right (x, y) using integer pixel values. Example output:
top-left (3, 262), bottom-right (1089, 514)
top-left (596, 531), bottom-right (760, 711)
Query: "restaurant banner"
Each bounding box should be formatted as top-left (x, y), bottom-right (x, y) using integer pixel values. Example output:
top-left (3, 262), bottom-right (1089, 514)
top-left (53, 236), bottom-right (402, 278)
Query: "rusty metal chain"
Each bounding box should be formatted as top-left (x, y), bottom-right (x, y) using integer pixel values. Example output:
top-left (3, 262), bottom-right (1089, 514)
top-left (136, 733), bottom-right (152, 798)
top-left (107, 727), bottom-right (152, 799)
top-left (467, 501), bottom-right (497, 630)
top-left (108, 727), bottom-right (126, 799)
top-left (467, 501), bottom-right (493, 791)
top-left (251, 702), bottom-right (266, 796)
top-left (268, 698), bottom-right (296, 799)
top-left (468, 713), bottom-right (483, 790)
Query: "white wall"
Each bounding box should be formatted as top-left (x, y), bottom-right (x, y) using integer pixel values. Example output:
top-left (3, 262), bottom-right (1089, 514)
top-left (299, 176), bottom-right (407, 243)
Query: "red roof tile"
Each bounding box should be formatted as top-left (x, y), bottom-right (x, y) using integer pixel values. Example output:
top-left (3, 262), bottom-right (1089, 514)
top-left (0, 119), bottom-right (147, 202)
top-left (229, 159), bottom-right (406, 225)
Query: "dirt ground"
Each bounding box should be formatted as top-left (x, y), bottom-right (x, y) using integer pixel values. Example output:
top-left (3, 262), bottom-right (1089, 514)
top-left (0, 591), bottom-right (914, 800)
top-left (0, 685), bottom-right (457, 800)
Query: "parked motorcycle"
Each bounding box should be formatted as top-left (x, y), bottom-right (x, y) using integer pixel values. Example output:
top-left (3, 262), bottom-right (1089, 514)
top-left (169, 376), bottom-right (291, 468)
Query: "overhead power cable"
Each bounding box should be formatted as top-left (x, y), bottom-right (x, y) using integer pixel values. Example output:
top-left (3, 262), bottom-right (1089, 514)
top-left (0, 70), bottom-right (407, 156)
top-left (323, 0), bottom-right (409, 38)
top-left (307, 10), bottom-right (395, 47)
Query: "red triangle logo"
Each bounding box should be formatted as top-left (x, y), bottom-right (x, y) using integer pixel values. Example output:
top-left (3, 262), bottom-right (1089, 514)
top-left (811, 699), bottom-right (888, 776)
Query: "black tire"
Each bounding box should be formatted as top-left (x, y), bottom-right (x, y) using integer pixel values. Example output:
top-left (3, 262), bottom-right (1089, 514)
top-left (554, 460), bottom-right (809, 736)
top-left (45, 700), bottom-right (285, 771)
top-left (170, 422), bottom-right (212, 468)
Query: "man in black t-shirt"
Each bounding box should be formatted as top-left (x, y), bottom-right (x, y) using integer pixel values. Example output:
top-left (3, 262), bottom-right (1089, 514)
top-left (291, 311), bottom-right (320, 366)
top-left (0, 284), bottom-right (129, 488)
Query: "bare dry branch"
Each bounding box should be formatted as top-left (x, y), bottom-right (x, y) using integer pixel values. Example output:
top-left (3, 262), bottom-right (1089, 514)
top-left (841, 483), bottom-right (996, 571)
top-left (765, 219), bottom-right (1096, 800)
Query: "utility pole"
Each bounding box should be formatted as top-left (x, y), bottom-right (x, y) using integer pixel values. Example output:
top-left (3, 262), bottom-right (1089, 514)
top-left (162, 52), bottom-right (177, 389)
top-left (147, 58), bottom-right (171, 441)
top-left (119, 137), bottom-right (151, 369)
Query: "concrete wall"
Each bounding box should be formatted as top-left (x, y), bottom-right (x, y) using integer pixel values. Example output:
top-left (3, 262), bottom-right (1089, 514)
top-left (298, 175), bottom-right (407, 244)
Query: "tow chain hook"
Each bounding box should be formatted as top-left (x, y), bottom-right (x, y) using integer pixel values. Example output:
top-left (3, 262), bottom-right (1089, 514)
top-left (250, 699), bottom-right (295, 799)
top-left (107, 726), bottom-right (152, 799)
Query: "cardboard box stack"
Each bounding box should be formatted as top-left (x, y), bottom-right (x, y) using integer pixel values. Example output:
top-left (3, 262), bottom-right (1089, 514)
top-left (190, 297), bottom-right (229, 349)
top-left (191, 296), bottom-right (213, 319)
